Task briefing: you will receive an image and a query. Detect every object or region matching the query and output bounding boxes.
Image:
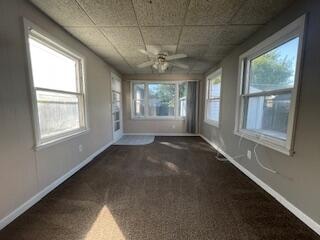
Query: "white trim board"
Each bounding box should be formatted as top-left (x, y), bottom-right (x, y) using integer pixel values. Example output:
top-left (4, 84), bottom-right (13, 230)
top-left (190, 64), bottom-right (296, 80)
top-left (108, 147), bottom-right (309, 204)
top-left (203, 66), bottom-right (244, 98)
top-left (124, 133), bottom-right (200, 136)
top-left (200, 134), bottom-right (320, 236)
top-left (0, 140), bottom-right (115, 231)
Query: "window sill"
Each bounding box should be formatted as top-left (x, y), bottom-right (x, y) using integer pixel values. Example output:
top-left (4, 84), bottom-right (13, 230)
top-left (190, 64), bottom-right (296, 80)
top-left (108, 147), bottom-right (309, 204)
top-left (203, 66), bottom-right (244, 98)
top-left (34, 128), bottom-right (89, 151)
top-left (204, 119), bottom-right (219, 128)
top-left (234, 129), bottom-right (292, 156)
top-left (131, 117), bottom-right (185, 121)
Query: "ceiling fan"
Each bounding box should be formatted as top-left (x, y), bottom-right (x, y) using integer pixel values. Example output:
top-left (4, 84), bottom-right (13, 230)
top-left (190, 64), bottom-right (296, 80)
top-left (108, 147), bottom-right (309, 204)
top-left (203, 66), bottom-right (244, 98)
top-left (137, 48), bottom-right (189, 73)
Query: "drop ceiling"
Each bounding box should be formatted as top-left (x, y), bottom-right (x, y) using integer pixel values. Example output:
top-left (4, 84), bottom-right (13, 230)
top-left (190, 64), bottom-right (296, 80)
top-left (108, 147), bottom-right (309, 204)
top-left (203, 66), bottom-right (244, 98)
top-left (29, 0), bottom-right (294, 75)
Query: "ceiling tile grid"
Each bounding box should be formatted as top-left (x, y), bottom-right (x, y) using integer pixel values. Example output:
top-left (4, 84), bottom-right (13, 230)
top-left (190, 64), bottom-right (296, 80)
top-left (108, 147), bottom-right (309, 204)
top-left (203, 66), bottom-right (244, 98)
top-left (30, 0), bottom-right (296, 74)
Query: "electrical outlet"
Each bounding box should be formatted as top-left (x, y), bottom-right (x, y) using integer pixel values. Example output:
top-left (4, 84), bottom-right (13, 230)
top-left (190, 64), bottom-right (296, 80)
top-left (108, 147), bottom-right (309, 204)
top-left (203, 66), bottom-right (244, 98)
top-left (79, 144), bottom-right (83, 152)
top-left (172, 125), bottom-right (176, 129)
top-left (247, 150), bottom-right (251, 160)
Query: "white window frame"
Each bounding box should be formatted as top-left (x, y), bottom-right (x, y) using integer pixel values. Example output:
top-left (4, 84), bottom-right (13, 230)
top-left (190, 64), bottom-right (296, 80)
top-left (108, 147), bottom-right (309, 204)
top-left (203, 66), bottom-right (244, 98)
top-left (24, 19), bottom-right (88, 150)
top-left (204, 68), bottom-right (222, 127)
top-left (234, 15), bottom-right (306, 156)
top-left (130, 81), bottom-right (189, 120)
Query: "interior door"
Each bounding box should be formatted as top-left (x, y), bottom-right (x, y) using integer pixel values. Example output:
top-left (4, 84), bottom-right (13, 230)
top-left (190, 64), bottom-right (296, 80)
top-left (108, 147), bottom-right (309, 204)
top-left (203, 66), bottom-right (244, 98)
top-left (111, 73), bottom-right (123, 141)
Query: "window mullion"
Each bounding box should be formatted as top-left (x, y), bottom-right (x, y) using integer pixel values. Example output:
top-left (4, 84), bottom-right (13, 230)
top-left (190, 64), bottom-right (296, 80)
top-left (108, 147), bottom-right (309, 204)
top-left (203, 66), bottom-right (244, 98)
top-left (242, 88), bottom-right (292, 97)
top-left (145, 83), bottom-right (148, 117)
top-left (35, 87), bottom-right (82, 96)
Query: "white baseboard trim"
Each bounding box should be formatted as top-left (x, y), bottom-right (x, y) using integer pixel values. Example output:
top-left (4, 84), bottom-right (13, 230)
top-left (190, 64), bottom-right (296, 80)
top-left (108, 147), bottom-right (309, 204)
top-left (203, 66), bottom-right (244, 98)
top-left (200, 134), bottom-right (320, 236)
top-left (0, 140), bottom-right (114, 231)
top-left (124, 132), bottom-right (200, 136)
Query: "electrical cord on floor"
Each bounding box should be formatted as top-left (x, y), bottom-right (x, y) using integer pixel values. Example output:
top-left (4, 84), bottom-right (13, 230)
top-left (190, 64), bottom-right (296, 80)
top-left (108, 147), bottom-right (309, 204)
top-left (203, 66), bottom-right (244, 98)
top-left (253, 141), bottom-right (277, 174)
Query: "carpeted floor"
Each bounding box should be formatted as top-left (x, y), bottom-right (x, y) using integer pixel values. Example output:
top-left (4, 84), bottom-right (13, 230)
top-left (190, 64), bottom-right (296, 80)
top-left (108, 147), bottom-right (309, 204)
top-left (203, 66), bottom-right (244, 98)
top-left (0, 137), bottom-right (319, 240)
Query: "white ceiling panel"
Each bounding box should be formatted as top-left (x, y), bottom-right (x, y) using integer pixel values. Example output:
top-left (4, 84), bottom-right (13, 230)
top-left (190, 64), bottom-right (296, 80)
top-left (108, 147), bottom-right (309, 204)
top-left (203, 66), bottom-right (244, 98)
top-left (30, 0), bottom-right (296, 74)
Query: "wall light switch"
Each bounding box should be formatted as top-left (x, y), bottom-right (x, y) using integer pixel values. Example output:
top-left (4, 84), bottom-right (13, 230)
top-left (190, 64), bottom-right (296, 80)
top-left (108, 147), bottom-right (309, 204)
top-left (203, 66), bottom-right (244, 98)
top-left (79, 144), bottom-right (83, 152)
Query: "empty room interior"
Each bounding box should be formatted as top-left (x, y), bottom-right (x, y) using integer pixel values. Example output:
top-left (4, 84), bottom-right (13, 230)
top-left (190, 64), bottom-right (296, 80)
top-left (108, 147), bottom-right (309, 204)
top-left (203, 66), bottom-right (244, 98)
top-left (1, 0), bottom-right (320, 239)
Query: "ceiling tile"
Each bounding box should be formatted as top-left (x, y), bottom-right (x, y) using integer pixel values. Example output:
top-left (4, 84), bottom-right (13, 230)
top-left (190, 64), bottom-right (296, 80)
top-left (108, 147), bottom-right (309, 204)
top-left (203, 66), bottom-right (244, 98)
top-left (171, 67), bottom-right (190, 74)
top-left (30, 0), bottom-right (93, 26)
top-left (89, 45), bottom-right (121, 60)
top-left (180, 25), bottom-right (260, 45)
top-left (185, 0), bottom-right (244, 25)
top-left (201, 54), bottom-right (224, 63)
top-left (125, 56), bottom-right (149, 66)
top-left (206, 45), bottom-right (234, 57)
top-left (170, 57), bottom-right (200, 71)
top-left (146, 45), bottom-right (177, 55)
top-left (176, 44), bottom-right (208, 58)
top-left (116, 45), bottom-right (148, 59)
top-left (132, 0), bottom-right (189, 26)
top-left (101, 27), bottom-right (144, 46)
top-left (141, 27), bottom-right (181, 45)
top-left (76, 0), bottom-right (137, 26)
top-left (132, 66), bottom-right (153, 74)
top-left (213, 25), bottom-right (260, 45)
top-left (190, 62), bottom-right (213, 73)
top-left (106, 57), bottom-right (135, 74)
top-left (179, 26), bottom-right (218, 45)
top-left (231, 0), bottom-right (295, 25)
top-left (65, 27), bottom-right (109, 46)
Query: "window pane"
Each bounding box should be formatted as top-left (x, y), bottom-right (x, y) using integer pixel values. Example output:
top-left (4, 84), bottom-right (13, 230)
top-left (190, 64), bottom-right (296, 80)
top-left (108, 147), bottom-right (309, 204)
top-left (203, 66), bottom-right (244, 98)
top-left (133, 84), bottom-right (145, 100)
top-left (148, 84), bottom-right (175, 117)
top-left (112, 101), bottom-right (121, 113)
top-left (207, 99), bottom-right (220, 122)
top-left (29, 38), bottom-right (78, 92)
top-left (114, 121), bottom-right (120, 131)
top-left (179, 82), bottom-right (187, 117)
top-left (244, 93), bottom-right (291, 140)
top-left (134, 100), bottom-right (144, 117)
top-left (112, 91), bottom-right (120, 102)
top-left (249, 37), bottom-right (299, 93)
top-left (113, 111), bottom-right (120, 121)
top-left (36, 90), bottom-right (81, 139)
top-left (208, 75), bottom-right (221, 98)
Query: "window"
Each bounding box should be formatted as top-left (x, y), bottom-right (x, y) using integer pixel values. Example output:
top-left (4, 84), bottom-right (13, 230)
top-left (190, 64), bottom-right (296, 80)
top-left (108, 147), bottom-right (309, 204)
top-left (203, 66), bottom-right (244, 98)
top-left (235, 16), bottom-right (305, 155)
top-left (131, 81), bottom-right (189, 119)
top-left (205, 68), bottom-right (222, 126)
top-left (26, 26), bottom-right (87, 147)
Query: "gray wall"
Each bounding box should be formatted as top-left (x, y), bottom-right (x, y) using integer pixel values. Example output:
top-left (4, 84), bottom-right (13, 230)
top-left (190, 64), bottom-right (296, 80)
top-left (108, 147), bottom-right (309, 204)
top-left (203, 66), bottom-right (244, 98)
top-left (123, 74), bottom-right (202, 134)
top-left (200, 0), bottom-right (320, 225)
top-left (0, 0), bottom-right (119, 223)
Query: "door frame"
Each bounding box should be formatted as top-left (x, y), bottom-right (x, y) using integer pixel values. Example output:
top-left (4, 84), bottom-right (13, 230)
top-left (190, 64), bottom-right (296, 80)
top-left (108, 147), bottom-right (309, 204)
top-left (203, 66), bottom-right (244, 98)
top-left (111, 72), bottom-right (123, 141)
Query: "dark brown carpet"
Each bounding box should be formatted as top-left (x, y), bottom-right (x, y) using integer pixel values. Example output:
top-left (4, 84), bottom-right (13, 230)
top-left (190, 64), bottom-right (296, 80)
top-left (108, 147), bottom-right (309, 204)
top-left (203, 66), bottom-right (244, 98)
top-left (1, 136), bottom-right (319, 240)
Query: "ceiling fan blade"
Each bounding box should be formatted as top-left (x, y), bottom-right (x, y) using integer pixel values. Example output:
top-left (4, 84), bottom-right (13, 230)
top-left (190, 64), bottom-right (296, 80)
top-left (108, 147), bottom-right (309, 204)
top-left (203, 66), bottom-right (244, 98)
top-left (138, 49), bottom-right (156, 58)
top-left (169, 62), bottom-right (189, 69)
top-left (166, 53), bottom-right (187, 61)
top-left (137, 60), bottom-right (154, 68)
top-left (147, 45), bottom-right (161, 55)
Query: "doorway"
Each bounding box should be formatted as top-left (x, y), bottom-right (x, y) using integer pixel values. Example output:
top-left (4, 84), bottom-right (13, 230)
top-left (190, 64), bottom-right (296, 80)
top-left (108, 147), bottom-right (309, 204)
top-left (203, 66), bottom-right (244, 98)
top-left (111, 73), bottom-right (123, 141)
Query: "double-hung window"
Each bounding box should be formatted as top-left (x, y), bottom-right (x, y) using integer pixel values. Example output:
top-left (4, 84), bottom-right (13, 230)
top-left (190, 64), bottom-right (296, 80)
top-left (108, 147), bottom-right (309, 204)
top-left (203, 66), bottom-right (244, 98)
top-left (26, 25), bottom-right (87, 147)
top-left (131, 81), bottom-right (188, 119)
top-left (205, 68), bottom-right (222, 126)
top-left (235, 16), bottom-right (305, 155)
